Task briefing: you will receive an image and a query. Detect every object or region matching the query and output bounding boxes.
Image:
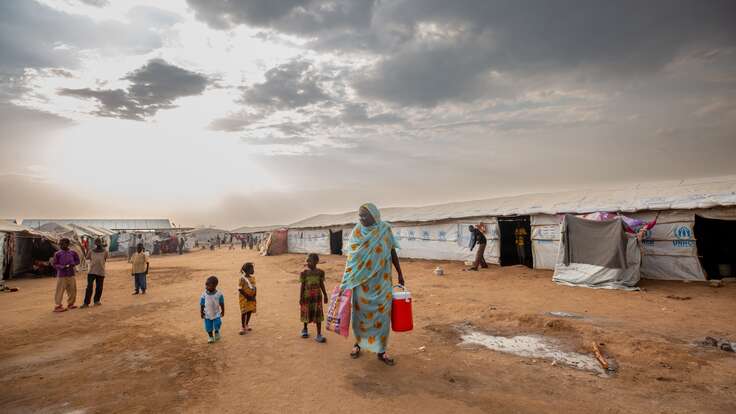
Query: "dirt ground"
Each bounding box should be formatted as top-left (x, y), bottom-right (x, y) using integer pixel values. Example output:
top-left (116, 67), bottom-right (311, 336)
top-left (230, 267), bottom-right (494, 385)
top-left (1, 248), bottom-right (734, 414)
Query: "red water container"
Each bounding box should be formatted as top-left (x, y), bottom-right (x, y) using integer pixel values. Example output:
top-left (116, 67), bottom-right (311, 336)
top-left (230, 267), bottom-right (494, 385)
top-left (391, 286), bottom-right (413, 332)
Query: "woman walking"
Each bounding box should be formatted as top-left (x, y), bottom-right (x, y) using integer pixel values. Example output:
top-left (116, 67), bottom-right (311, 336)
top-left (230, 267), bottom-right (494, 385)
top-left (81, 238), bottom-right (108, 307)
top-left (341, 203), bottom-right (405, 366)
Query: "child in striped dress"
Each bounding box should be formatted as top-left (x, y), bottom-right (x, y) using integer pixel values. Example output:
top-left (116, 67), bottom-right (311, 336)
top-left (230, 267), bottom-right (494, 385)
top-left (300, 254), bottom-right (328, 343)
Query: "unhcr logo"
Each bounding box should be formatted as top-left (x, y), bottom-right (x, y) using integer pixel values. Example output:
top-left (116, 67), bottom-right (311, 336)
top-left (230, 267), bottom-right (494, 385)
top-left (674, 225), bottom-right (692, 240)
top-left (672, 225), bottom-right (694, 247)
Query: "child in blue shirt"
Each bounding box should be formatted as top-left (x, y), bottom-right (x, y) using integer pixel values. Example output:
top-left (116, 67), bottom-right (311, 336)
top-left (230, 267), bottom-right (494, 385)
top-left (200, 276), bottom-right (225, 343)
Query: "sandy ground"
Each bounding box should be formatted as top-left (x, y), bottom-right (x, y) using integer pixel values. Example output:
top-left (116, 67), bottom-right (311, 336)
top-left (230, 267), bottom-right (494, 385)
top-left (0, 248), bottom-right (735, 414)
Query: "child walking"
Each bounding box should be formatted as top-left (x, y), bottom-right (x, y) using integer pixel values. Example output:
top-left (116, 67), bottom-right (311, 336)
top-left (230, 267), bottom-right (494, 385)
top-left (238, 263), bottom-right (256, 335)
top-left (300, 253), bottom-right (328, 343)
top-left (200, 276), bottom-right (224, 344)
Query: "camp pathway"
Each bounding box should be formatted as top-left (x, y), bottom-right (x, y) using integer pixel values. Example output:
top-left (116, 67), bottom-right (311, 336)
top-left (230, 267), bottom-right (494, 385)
top-left (0, 249), bottom-right (735, 414)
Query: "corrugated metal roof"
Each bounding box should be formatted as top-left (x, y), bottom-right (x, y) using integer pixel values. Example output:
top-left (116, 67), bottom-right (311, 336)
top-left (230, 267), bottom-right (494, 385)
top-left (288, 175), bottom-right (736, 229)
top-left (21, 219), bottom-right (175, 230)
top-left (1, 219), bottom-right (17, 224)
top-left (231, 224), bottom-right (285, 233)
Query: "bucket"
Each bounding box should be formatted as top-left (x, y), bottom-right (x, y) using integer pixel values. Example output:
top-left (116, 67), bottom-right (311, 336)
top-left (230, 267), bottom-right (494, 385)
top-left (391, 285), bottom-right (413, 332)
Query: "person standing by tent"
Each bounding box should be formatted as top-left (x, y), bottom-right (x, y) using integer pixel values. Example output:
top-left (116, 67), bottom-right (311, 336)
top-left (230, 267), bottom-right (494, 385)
top-left (82, 238), bottom-right (107, 308)
top-left (178, 237), bottom-right (185, 255)
top-left (342, 203), bottom-right (405, 366)
top-left (130, 243), bottom-right (149, 295)
top-left (52, 238), bottom-right (80, 312)
top-left (467, 225), bottom-right (488, 271)
top-left (515, 225), bottom-right (529, 266)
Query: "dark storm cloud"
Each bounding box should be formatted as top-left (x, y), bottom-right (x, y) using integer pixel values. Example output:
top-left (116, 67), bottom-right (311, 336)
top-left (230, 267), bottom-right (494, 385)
top-left (243, 60), bottom-right (332, 110)
top-left (339, 103), bottom-right (403, 125)
top-left (188, 0), bottom-right (736, 106)
top-left (59, 59), bottom-right (210, 120)
top-left (186, 0), bottom-right (376, 34)
top-left (0, 0), bottom-right (168, 72)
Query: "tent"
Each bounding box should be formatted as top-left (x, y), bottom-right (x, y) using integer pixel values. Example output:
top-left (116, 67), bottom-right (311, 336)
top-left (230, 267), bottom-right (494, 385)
top-left (1, 222), bottom-right (61, 279)
top-left (285, 175), bottom-right (736, 281)
top-left (552, 215), bottom-right (641, 290)
top-left (260, 229), bottom-right (288, 256)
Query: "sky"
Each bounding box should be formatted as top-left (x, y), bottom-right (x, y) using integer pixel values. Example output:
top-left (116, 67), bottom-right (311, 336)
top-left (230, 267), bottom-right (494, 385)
top-left (1, 0), bottom-right (735, 229)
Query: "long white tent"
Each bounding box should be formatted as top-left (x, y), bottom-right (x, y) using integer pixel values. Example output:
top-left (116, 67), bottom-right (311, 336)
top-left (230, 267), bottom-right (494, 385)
top-left (286, 175), bottom-right (736, 281)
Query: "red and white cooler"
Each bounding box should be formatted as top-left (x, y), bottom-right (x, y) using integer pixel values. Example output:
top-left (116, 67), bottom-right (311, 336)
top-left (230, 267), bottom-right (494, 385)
top-left (391, 285), bottom-right (413, 332)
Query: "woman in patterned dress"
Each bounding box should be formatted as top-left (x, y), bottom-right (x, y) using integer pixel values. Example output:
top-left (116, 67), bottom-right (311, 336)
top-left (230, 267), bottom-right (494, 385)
top-left (341, 203), bottom-right (405, 366)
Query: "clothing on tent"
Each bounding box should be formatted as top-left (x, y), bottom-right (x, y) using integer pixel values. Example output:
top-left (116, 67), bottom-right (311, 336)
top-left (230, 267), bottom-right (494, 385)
top-left (562, 214), bottom-right (627, 269)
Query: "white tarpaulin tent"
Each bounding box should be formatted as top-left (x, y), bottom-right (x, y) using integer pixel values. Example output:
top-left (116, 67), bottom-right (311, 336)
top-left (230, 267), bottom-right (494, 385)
top-left (288, 229), bottom-right (331, 255)
top-left (286, 175), bottom-right (736, 280)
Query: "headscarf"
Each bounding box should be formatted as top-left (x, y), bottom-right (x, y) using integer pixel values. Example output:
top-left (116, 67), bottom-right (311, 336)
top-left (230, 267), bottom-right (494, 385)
top-left (340, 203), bottom-right (397, 289)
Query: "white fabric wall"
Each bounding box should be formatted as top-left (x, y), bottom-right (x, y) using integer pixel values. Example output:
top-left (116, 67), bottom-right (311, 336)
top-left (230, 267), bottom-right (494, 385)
top-left (391, 221), bottom-right (500, 263)
top-left (629, 211), bottom-right (705, 281)
top-left (287, 229), bottom-right (331, 255)
top-left (553, 231), bottom-right (641, 290)
top-left (530, 214), bottom-right (561, 270)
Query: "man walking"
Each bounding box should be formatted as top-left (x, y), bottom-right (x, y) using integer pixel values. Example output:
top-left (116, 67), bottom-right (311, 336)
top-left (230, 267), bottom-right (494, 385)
top-left (52, 238), bottom-right (80, 312)
top-left (130, 243), bottom-right (149, 295)
top-left (468, 225), bottom-right (488, 271)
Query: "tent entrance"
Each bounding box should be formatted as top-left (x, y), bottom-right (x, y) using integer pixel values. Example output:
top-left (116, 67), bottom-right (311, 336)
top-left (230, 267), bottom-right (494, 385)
top-left (695, 216), bottom-right (736, 279)
top-left (498, 216), bottom-right (532, 267)
top-left (330, 230), bottom-right (343, 255)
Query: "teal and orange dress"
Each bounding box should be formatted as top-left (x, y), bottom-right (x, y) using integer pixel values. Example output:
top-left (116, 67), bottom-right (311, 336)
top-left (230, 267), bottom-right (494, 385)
top-left (340, 203), bottom-right (398, 354)
top-left (300, 269), bottom-right (325, 323)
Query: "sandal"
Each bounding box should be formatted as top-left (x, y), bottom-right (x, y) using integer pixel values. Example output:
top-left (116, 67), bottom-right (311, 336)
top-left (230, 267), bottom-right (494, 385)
top-left (315, 335), bottom-right (326, 343)
top-left (301, 329), bottom-right (309, 338)
top-left (377, 352), bottom-right (395, 366)
top-left (350, 344), bottom-right (361, 359)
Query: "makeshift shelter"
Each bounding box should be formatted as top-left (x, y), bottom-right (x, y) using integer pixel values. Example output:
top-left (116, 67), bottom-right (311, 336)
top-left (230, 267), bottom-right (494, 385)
top-left (552, 215), bottom-right (641, 290)
top-left (35, 222), bottom-right (87, 269)
top-left (186, 228), bottom-right (229, 247)
top-left (1, 222), bottom-right (61, 279)
top-left (260, 228), bottom-right (288, 256)
top-left (286, 175), bottom-right (736, 281)
top-left (232, 225), bottom-right (284, 251)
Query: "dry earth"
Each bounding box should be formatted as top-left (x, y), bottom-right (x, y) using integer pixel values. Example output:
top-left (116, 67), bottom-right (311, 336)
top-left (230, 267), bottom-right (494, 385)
top-left (1, 249), bottom-right (734, 413)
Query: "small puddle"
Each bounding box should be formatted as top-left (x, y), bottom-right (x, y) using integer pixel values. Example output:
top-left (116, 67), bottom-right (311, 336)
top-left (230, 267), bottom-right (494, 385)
top-left (459, 331), bottom-right (606, 375)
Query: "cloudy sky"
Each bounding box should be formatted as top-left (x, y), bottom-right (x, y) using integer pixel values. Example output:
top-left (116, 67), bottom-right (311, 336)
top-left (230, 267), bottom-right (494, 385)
top-left (1, 0), bottom-right (735, 228)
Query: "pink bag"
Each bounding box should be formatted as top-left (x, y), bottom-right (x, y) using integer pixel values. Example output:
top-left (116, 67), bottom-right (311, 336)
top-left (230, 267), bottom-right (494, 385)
top-left (325, 285), bottom-right (352, 337)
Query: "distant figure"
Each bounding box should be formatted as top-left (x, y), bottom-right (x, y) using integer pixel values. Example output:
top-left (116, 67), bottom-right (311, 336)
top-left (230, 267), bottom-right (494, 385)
top-left (241, 237), bottom-right (246, 249)
top-left (200, 276), bottom-right (224, 344)
top-left (515, 225), bottom-right (529, 266)
top-left (130, 243), bottom-right (149, 295)
top-left (82, 238), bottom-right (108, 308)
top-left (468, 225), bottom-right (488, 271)
top-left (248, 234), bottom-right (254, 250)
top-left (300, 253), bottom-right (328, 343)
top-left (178, 237), bottom-right (185, 255)
top-left (216, 235), bottom-right (221, 249)
top-left (52, 238), bottom-right (80, 312)
top-left (238, 262), bottom-right (257, 335)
